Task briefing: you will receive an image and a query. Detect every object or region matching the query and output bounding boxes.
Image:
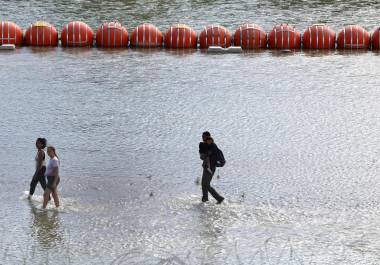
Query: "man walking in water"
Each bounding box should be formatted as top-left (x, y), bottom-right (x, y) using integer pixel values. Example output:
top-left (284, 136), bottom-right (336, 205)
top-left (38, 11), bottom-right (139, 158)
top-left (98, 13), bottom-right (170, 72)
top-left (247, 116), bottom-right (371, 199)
top-left (199, 131), bottom-right (224, 204)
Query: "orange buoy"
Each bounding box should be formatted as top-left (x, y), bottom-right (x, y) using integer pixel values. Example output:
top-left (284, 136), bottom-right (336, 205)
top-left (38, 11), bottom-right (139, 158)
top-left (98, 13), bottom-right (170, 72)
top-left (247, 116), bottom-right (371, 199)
top-left (303, 24), bottom-right (335, 49)
top-left (371, 27), bottom-right (380, 49)
top-left (268, 24), bottom-right (301, 49)
top-left (24, 21), bottom-right (58, 46)
top-left (96, 22), bottom-right (129, 48)
top-left (234, 24), bottom-right (266, 49)
top-left (130, 23), bottom-right (163, 48)
top-left (199, 25), bottom-right (231, 49)
top-left (61, 21), bottom-right (94, 47)
top-left (337, 25), bottom-right (370, 49)
top-left (164, 24), bottom-right (197, 49)
top-left (0, 21), bottom-right (23, 45)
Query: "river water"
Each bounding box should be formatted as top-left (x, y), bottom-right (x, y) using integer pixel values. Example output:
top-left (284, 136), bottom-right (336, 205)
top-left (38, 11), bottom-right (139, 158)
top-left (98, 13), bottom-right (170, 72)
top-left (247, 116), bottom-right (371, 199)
top-left (1, 1), bottom-right (380, 264)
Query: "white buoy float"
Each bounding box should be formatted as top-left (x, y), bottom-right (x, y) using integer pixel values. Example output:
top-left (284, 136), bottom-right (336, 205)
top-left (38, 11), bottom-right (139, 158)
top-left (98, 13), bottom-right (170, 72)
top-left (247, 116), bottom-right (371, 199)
top-left (0, 44), bottom-right (16, 50)
top-left (207, 46), bottom-right (243, 53)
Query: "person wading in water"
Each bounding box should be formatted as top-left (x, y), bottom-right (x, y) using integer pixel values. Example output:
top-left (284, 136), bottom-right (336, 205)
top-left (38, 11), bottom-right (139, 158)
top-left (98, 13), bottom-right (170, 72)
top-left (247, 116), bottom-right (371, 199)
top-left (199, 132), bottom-right (224, 204)
top-left (43, 146), bottom-right (60, 208)
top-left (29, 138), bottom-right (47, 198)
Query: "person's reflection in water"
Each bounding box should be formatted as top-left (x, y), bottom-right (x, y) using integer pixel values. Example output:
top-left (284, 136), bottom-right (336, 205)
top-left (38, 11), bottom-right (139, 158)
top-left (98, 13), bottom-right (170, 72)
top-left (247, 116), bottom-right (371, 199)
top-left (196, 205), bottom-right (226, 263)
top-left (28, 200), bottom-right (63, 249)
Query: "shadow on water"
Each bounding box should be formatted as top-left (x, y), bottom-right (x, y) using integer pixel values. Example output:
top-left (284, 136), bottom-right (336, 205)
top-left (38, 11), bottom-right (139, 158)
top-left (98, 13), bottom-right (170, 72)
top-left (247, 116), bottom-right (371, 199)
top-left (28, 200), bottom-right (63, 250)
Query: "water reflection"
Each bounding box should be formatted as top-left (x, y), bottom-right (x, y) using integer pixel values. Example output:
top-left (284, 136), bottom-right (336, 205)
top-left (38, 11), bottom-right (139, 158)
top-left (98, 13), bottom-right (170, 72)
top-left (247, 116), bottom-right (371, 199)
top-left (370, 50), bottom-right (380, 56)
top-left (27, 47), bottom-right (59, 56)
top-left (335, 49), bottom-right (369, 56)
top-left (96, 48), bottom-right (130, 56)
top-left (163, 48), bottom-right (198, 57)
top-left (61, 47), bottom-right (93, 58)
top-left (269, 49), bottom-right (300, 57)
top-left (28, 200), bottom-right (63, 250)
top-left (130, 47), bottom-right (163, 55)
top-left (196, 205), bottom-right (226, 262)
top-left (241, 49), bottom-right (267, 56)
top-left (302, 49), bottom-right (336, 57)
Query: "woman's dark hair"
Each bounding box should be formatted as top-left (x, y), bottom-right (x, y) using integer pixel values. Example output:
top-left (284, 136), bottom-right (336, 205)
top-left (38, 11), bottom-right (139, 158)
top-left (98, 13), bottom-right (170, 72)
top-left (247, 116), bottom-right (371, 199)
top-left (36, 138), bottom-right (47, 148)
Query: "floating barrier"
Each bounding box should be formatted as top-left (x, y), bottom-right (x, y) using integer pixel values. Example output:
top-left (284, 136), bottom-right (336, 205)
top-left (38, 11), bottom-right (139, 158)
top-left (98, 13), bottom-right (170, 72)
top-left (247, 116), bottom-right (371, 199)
top-left (0, 21), bottom-right (23, 45)
top-left (303, 24), bottom-right (335, 49)
top-left (371, 27), bottom-right (380, 49)
top-left (164, 24), bottom-right (197, 49)
top-left (199, 25), bottom-right (231, 49)
top-left (208, 46), bottom-right (242, 53)
top-left (24, 21), bottom-right (58, 46)
top-left (130, 23), bottom-right (162, 48)
top-left (0, 44), bottom-right (16, 50)
top-left (234, 24), bottom-right (266, 49)
top-left (337, 25), bottom-right (370, 49)
top-left (96, 22), bottom-right (129, 48)
top-left (2, 20), bottom-right (380, 52)
top-left (61, 21), bottom-right (93, 47)
top-left (268, 24), bottom-right (301, 49)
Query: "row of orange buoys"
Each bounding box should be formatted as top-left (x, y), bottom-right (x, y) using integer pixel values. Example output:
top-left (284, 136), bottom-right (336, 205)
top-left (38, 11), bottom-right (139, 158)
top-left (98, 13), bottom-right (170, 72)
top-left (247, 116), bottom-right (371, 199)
top-left (1, 21), bottom-right (379, 49)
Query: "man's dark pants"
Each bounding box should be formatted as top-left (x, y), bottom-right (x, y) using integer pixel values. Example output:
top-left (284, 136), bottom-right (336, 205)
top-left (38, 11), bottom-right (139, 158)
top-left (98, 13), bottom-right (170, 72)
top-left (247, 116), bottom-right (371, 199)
top-left (201, 168), bottom-right (223, 202)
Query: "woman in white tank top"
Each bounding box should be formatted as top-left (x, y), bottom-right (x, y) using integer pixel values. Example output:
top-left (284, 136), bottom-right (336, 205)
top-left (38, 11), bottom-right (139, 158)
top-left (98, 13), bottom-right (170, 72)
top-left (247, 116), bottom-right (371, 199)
top-left (29, 138), bottom-right (47, 198)
top-left (43, 146), bottom-right (60, 208)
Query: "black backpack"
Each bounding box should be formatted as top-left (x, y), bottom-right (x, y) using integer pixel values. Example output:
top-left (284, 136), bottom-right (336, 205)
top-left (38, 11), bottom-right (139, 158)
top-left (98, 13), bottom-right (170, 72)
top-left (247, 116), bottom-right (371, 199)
top-left (215, 147), bottom-right (226, 167)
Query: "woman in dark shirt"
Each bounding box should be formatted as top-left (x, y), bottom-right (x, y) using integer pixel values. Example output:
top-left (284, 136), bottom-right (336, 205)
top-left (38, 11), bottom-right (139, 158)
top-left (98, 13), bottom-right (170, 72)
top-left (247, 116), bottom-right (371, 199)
top-left (29, 138), bottom-right (47, 198)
